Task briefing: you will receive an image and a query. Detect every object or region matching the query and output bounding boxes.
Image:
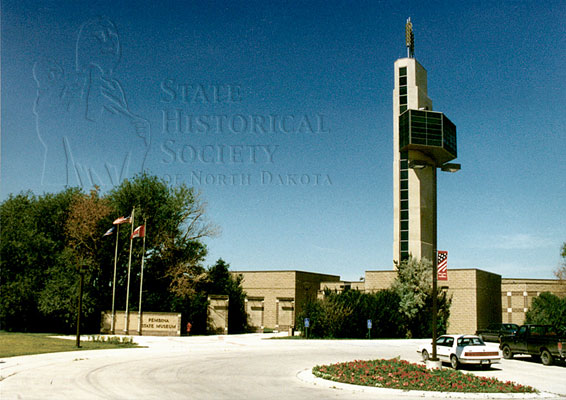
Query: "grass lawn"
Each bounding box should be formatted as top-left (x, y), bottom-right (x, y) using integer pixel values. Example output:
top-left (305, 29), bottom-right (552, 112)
top-left (313, 358), bottom-right (537, 393)
top-left (0, 331), bottom-right (139, 358)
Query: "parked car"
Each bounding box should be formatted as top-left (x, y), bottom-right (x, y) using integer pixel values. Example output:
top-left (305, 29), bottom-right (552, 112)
top-left (500, 324), bottom-right (566, 366)
top-left (418, 334), bottom-right (501, 369)
top-left (475, 323), bottom-right (519, 342)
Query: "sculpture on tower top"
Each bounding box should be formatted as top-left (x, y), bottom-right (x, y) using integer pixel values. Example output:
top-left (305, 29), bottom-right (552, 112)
top-left (406, 17), bottom-right (415, 58)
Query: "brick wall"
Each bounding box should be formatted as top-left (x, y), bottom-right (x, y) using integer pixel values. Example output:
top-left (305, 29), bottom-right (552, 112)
top-left (235, 270), bottom-right (339, 330)
top-left (475, 270), bottom-right (502, 330)
top-left (208, 295), bottom-right (229, 334)
top-left (501, 279), bottom-right (566, 325)
top-left (364, 269), bottom-right (501, 335)
top-left (234, 269), bottom-right (562, 335)
top-left (364, 270), bottom-right (397, 291)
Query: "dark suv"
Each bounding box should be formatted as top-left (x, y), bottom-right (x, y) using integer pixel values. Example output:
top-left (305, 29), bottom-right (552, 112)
top-left (475, 323), bottom-right (519, 342)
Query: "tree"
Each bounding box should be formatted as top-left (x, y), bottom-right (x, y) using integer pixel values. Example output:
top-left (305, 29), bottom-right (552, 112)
top-left (205, 259), bottom-right (248, 334)
top-left (0, 189), bottom-right (79, 331)
top-left (554, 242), bottom-right (566, 281)
top-left (65, 187), bottom-right (112, 267)
top-left (392, 256), bottom-right (452, 338)
top-left (106, 173), bottom-right (217, 315)
top-left (525, 292), bottom-right (566, 336)
top-left (0, 173), bottom-right (219, 333)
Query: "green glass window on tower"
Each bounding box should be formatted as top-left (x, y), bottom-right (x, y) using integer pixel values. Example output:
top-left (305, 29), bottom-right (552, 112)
top-left (399, 109), bottom-right (457, 164)
top-left (399, 149), bottom-right (410, 261)
top-left (399, 67), bottom-right (408, 113)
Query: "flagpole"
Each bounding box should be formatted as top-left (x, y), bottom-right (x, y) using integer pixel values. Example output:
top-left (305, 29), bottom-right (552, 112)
top-left (124, 207), bottom-right (135, 334)
top-left (137, 220), bottom-right (147, 335)
top-left (110, 224), bottom-right (120, 334)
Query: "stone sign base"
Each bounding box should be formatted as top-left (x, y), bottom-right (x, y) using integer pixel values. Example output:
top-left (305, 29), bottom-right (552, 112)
top-left (101, 311), bottom-right (181, 336)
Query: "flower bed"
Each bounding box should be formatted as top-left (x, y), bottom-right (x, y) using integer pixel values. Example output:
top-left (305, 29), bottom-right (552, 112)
top-left (312, 358), bottom-right (537, 393)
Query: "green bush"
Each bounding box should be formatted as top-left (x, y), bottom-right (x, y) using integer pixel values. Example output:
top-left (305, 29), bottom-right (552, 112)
top-left (525, 292), bottom-right (566, 336)
top-left (296, 289), bottom-right (404, 339)
top-left (89, 335), bottom-right (135, 345)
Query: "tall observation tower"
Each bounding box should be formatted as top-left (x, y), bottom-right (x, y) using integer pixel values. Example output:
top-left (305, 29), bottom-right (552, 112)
top-left (393, 18), bottom-right (460, 265)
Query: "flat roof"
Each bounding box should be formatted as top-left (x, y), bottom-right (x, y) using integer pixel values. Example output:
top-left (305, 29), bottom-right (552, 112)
top-left (233, 270), bottom-right (340, 277)
top-left (365, 267), bottom-right (501, 276)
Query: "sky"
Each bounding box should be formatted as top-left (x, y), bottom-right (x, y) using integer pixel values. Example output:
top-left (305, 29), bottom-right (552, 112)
top-left (2, 0), bottom-right (565, 281)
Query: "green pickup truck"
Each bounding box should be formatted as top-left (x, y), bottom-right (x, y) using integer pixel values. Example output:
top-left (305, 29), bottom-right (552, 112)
top-left (499, 324), bottom-right (566, 366)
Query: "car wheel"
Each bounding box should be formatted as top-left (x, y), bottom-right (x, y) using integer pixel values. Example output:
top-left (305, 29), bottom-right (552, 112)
top-left (541, 349), bottom-right (554, 366)
top-left (450, 355), bottom-right (459, 370)
top-left (502, 345), bottom-right (513, 359)
top-left (422, 349), bottom-right (429, 361)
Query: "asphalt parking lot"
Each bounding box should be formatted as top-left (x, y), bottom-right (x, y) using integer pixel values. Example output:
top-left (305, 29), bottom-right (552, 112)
top-left (1, 334), bottom-right (564, 399)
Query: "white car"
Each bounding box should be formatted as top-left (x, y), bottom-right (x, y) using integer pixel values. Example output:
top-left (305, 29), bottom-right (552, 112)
top-left (418, 334), bottom-right (502, 369)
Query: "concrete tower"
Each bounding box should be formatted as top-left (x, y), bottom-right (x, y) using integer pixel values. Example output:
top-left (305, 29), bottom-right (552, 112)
top-left (393, 19), bottom-right (459, 265)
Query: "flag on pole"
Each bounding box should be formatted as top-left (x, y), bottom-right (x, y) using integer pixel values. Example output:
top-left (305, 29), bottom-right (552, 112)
top-left (113, 216), bottom-right (131, 225)
top-left (103, 226), bottom-right (116, 237)
top-left (131, 225), bottom-right (146, 239)
top-left (437, 250), bottom-right (448, 281)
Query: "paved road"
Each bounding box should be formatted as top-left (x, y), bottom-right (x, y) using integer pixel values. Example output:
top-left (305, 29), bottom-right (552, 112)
top-left (1, 334), bottom-right (565, 399)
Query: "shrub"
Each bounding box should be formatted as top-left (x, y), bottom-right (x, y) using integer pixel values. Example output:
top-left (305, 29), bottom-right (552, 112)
top-left (525, 292), bottom-right (566, 336)
top-left (296, 289), bottom-right (404, 339)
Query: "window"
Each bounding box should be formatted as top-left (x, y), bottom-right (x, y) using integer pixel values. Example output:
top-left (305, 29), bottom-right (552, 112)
top-left (398, 109), bottom-right (457, 161)
top-left (518, 326), bottom-right (527, 335)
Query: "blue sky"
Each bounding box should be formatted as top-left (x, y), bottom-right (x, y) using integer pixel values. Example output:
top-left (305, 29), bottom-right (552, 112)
top-left (2, 0), bottom-right (565, 280)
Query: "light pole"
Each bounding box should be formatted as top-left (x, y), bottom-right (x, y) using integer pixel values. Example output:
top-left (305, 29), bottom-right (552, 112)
top-left (408, 160), bottom-right (460, 362)
top-left (76, 264), bottom-right (88, 348)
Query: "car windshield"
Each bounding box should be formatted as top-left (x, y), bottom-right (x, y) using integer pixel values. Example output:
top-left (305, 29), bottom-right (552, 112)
top-left (457, 337), bottom-right (484, 346)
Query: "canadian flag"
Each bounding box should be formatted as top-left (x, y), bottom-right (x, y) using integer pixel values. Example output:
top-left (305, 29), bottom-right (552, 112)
top-left (131, 225), bottom-right (145, 239)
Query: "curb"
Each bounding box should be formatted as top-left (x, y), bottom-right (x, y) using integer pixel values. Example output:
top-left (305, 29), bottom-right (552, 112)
top-left (296, 369), bottom-right (558, 399)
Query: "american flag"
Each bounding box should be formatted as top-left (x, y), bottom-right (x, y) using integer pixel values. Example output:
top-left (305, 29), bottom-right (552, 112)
top-left (113, 216), bottom-right (131, 225)
top-left (102, 226), bottom-right (115, 237)
top-left (437, 250), bottom-right (448, 281)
